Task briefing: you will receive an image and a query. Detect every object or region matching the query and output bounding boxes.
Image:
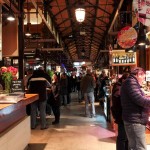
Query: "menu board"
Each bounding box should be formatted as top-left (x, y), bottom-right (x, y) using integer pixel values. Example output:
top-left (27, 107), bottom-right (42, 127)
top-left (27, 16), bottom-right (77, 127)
top-left (117, 26), bottom-right (137, 49)
top-left (11, 79), bottom-right (24, 93)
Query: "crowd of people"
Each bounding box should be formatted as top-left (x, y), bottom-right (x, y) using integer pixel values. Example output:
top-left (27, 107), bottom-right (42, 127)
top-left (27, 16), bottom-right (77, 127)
top-left (23, 67), bottom-right (112, 130)
top-left (2, 64), bottom-right (149, 149)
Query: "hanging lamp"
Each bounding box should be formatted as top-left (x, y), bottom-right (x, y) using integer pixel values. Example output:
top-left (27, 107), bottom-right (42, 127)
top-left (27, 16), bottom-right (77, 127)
top-left (25, 0), bottom-right (31, 37)
top-left (75, 3), bottom-right (85, 23)
top-left (7, 0), bottom-right (15, 21)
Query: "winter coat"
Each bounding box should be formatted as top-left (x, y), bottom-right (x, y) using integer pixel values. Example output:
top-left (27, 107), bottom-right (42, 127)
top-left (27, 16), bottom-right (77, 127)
top-left (49, 82), bottom-right (60, 106)
top-left (121, 74), bottom-right (150, 125)
top-left (59, 77), bottom-right (68, 95)
top-left (81, 74), bottom-right (96, 93)
top-left (111, 81), bottom-right (123, 124)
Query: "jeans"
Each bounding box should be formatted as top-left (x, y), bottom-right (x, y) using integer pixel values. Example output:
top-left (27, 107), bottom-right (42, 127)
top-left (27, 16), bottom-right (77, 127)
top-left (60, 95), bottom-right (67, 106)
top-left (31, 100), bottom-right (47, 128)
top-left (117, 123), bottom-right (128, 150)
top-left (124, 121), bottom-right (146, 150)
top-left (84, 92), bottom-right (95, 116)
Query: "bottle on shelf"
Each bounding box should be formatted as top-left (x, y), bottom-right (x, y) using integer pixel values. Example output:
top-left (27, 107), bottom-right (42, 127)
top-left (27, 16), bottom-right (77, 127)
top-left (115, 54), bottom-right (119, 63)
top-left (126, 54), bottom-right (129, 63)
top-left (132, 53), bottom-right (135, 63)
top-left (112, 54), bottom-right (116, 63)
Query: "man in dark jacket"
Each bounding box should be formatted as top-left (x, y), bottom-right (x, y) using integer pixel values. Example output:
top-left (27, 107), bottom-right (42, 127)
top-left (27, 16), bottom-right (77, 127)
top-left (121, 67), bottom-right (150, 150)
top-left (81, 69), bottom-right (96, 117)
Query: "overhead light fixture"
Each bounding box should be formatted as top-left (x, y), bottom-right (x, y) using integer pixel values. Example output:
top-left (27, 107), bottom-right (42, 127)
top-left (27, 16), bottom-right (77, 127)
top-left (7, 0), bottom-right (15, 21)
top-left (35, 48), bottom-right (41, 60)
top-left (81, 47), bottom-right (85, 56)
top-left (125, 45), bottom-right (136, 52)
top-left (25, 0), bottom-right (31, 37)
top-left (25, 23), bottom-right (31, 37)
top-left (75, 5), bottom-right (85, 23)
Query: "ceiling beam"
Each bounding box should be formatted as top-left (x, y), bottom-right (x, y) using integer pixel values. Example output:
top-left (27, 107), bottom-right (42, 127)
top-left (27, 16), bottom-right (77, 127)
top-left (24, 48), bottom-right (63, 52)
top-left (30, 0), bottom-right (62, 46)
top-left (25, 38), bottom-right (56, 43)
top-left (108, 0), bottom-right (124, 33)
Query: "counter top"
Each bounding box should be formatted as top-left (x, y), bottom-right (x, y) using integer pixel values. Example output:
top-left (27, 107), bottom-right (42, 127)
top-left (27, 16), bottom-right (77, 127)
top-left (0, 94), bottom-right (39, 133)
top-left (0, 94), bottom-right (39, 110)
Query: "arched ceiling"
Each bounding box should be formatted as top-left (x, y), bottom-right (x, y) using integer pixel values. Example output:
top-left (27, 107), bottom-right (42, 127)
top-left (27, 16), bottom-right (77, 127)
top-left (0, 0), bottom-right (127, 67)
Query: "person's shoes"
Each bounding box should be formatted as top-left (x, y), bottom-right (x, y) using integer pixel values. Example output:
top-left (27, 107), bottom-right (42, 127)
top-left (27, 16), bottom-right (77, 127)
top-left (52, 121), bottom-right (59, 125)
top-left (31, 127), bottom-right (36, 130)
top-left (41, 125), bottom-right (49, 130)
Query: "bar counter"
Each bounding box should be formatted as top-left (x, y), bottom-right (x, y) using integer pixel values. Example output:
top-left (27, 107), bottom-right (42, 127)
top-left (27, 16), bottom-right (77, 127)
top-left (0, 94), bottom-right (39, 133)
top-left (0, 94), bottom-right (39, 150)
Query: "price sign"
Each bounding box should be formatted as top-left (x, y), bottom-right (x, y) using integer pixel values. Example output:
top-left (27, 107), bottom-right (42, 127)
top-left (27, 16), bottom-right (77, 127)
top-left (11, 79), bottom-right (24, 93)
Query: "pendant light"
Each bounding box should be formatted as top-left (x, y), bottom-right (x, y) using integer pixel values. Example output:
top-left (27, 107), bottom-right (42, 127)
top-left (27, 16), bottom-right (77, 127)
top-left (7, 0), bottom-right (15, 21)
top-left (75, 2), bottom-right (85, 23)
top-left (25, 0), bottom-right (31, 37)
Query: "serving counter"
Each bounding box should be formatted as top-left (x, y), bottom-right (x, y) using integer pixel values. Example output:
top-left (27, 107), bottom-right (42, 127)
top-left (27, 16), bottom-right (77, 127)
top-left (0, 94), bottom-right (39, 150)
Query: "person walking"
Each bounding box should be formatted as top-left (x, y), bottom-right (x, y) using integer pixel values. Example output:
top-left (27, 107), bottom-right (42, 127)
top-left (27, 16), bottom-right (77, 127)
top-left (81, 69), bottom-right (96, 118)
top-left (111, 73), bottom-right (129, 150)
top-left (121, 67), bottom-right (150, 150)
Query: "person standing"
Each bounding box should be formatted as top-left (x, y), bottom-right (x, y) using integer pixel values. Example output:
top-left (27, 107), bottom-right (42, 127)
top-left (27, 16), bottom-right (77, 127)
top-left (121, 67), bottom-right (150, 150)
top-left (28, 70), bottom-right (51, 130)
top-left (59, 73), bottom-right (68, 106)
top-left (111, 73), bottom-right (129, 150)
top-left (49, 74), bottom-right (61, 125)
top-left (81, 69), bottom-right (96, 117)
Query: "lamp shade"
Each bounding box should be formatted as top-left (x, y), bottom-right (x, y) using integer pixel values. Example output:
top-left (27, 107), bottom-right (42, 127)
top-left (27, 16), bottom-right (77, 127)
top-left (75, 8), bottom-right (85, 23)
top-left (7, 11), bottom-right (15, 21)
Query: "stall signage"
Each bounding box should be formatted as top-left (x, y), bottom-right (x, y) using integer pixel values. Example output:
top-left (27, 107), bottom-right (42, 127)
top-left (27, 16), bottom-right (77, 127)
top-left (146, 71), bottom-right (150, 81)
top-left (117, 26), bottom-right (137, 49)
top-left (133, 0), bottom-right (150, 26)
top-left (11, 79), bottom-right (24, 93)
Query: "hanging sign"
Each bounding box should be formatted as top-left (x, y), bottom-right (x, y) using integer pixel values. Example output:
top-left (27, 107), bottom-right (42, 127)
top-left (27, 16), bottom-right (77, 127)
top-left (117, 26), bottom-right (137, 49)
top-left (133, 0), bottom-right (150, 26)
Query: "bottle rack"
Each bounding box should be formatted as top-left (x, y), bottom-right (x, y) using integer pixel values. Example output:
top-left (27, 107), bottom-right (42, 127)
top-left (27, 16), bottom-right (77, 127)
top-left (111, 50), bottom-right (136, 66)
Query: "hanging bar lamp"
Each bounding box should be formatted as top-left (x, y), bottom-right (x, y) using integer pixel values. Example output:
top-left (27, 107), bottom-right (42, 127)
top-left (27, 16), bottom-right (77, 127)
top-left (75, 7), bottom-right (85, 23)
top-left (7, 0), bottom-right (15, 21)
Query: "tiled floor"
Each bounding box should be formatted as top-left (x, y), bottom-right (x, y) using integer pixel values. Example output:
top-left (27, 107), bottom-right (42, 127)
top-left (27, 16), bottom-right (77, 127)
top-left (27, 92), bottom-right (150, 150)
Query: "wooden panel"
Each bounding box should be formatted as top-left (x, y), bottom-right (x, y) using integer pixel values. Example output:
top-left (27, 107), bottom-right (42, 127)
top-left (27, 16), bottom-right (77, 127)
top-left (2, 20), bottom-right (18, 57)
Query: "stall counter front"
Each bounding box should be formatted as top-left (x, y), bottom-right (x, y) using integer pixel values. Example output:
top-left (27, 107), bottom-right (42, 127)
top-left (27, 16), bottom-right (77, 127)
top-left (0, 94), bottom-right (39, 150)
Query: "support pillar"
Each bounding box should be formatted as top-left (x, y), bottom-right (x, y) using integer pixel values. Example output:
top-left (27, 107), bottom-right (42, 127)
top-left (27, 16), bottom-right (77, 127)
top-left (18, 0), bottom-right (25, 79)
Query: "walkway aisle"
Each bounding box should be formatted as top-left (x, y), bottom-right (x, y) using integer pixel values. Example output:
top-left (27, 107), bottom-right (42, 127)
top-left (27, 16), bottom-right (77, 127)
top-left (28, 92), bottom-right (117, 150)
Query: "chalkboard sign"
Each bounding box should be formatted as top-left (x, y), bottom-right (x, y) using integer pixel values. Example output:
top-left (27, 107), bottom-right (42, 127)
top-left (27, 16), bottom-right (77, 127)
top-left (11, 79), bottom-right (24, 93)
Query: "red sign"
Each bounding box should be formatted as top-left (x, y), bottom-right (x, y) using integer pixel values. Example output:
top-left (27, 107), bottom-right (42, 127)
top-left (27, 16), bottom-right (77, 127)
top-left (117, 26), bottom-right (137, 49)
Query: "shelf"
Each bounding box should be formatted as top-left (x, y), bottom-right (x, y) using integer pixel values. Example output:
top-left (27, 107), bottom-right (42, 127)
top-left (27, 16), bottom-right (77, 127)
top-left (111, 63), bottom-right (136, 66)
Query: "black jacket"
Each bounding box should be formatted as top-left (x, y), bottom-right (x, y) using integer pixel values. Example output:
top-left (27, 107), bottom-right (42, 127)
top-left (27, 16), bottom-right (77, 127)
top-left (111, 81), bottom-right (123, 124)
